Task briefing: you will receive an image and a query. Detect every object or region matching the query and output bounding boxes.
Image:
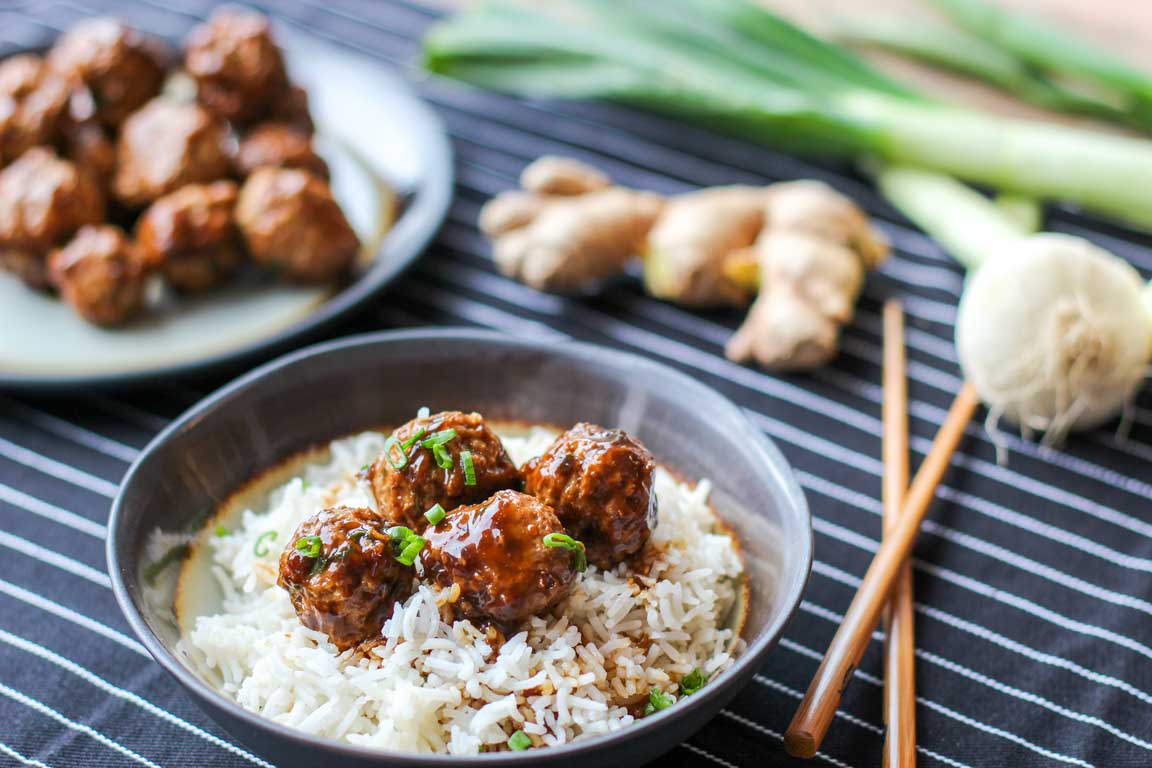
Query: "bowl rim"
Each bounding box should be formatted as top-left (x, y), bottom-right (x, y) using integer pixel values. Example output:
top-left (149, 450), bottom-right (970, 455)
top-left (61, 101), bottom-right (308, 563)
top-left (107, 327), bottom-right (813, 764)
top-left (0, 35), bottom-right (454, 393)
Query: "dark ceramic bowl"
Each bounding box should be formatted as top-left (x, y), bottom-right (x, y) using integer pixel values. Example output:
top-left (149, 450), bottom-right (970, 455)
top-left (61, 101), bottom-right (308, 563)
top-left (108, 329), bottom-right (812, 767)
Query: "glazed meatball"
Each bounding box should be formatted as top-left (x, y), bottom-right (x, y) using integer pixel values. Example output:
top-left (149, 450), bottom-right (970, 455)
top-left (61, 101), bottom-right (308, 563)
top-left (278, 505), bottom-right (415, 650)
top-left (48, 225), bottom-right (148, 326)
top-left (47, 18), bottom-right (167, 129)
top-left (367, 411), bottom-right (523, 530)
top-left (235, 167), bottom-right (358, 282)
top-left (0, 54), bottom-right (71, 164)
top-left (184, 9), bottom-right (289, 124)
top-left (421, 490), bottom-right (578, 628)
top-left (524, 423), bottom-right (657, 569)
top-left (136, 181), bottom-right (243, 292)
top-left (58, 87), bottom-right (115, 184)
top-left (113, 100), bottom-right (232, 207)
top-left (235, 123), bottom-right (328, 179)
top-left (0, 148), bottom-right (104, 288)
top-left (267, 84), bottom-right (315, 134)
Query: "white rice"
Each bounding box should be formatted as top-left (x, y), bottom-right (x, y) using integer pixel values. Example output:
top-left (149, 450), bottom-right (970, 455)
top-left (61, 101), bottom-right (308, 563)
top-left (179, 427), bottom-right (745, 754)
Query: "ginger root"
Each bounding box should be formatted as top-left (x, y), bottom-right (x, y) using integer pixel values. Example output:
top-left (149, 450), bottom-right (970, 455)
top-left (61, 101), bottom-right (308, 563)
top-left (478, 156), bottom-right (663, 292)
top-left (725, 180), bottom-right (889, 369)
top-left (478, 157), bottom-right (887, 371)
top-left (642, 186), bottom-right (768, 307)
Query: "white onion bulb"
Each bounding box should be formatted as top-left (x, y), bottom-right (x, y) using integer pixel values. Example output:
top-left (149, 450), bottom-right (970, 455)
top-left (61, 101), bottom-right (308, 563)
top-left (956, 233), bottom-right (1151, 444)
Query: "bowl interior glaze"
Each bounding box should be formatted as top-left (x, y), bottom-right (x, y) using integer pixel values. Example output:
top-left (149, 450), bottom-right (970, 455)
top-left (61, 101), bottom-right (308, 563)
top-left (109, 329), bottom-right (812, 768)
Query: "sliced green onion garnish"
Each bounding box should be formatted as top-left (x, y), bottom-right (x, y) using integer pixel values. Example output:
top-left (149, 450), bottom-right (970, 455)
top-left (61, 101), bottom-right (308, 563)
top-left (542, 532), bottom-right (587, 572)
top-left (461, 450), bottom-right (476, 486)
top-left (417, 406), bottom-right (431, 419)
top-left (253, 531), bottom-right (277, 557)
top-left (214, 525), bottom-right (230, 537)
top-left (383, 436), bottom-right (408, 470)
top-left (295, 535), bottom-right (323, 558)
top-left (309, 555), bottom-right (328, 577)
top-left (349, 529), bottom-right (367, 544)
top-left (387, 526), bottom-right (414, 543)
top-left (507, 730), bottom-right (532, 751)
top-left (643, 688), bottom-right (674, 716)
top-left (143, 544), bottom-right (190, 585)
top-left (425, 503), bottom-right (446, 525)
top-left (421, 428), bottom-right (458, 447)
top-left (679, 668), bottom-right (708, 696)
top-left (400, 427), bottom-right (427, 451)
top-left (396, 536), bottom-right (426, 566)
top-left (432, 442), bottom-right (453, 469)
top-left (299, 478), bottom-right (310, 490)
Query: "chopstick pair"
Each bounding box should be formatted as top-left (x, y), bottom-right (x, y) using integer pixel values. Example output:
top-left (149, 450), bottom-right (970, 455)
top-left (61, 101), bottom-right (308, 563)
top-left (784, 300), bottom-right (980, 764)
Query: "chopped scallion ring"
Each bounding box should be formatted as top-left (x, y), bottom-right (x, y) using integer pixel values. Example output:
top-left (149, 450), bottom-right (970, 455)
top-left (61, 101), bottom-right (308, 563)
top-left (679, 668), bottom-right (708, 696)
top-left (294, 535), bottom-right (323, 558)
top-left (253, 531), bottom-right (277, 557)
top-left (214, 525), bottom-right (230, 537)
top-left (309, 555), bottom-right (328, 577)
top-left (396, 536), bottom-right (426, 566)
top-left (542, 532), bottom-right (587, 572)
top-left (432, 442), bottom-right (453, 469)
top-left (400, 427), bottom-right (427, 451)
top-left (421, 428), bottom-right (458, 447)
top-left (425, 503), bottom-right (446, 525)
top-left (643, 688), bottom-right (674, 716)
top-left (507, 730), bottom-right (532, 751)
top-left (387, 526), bottom-right (414, 543)
top-left (461, 450), bottom-right (476, 486)
top-left (383, 436), bottom-right (408, 470)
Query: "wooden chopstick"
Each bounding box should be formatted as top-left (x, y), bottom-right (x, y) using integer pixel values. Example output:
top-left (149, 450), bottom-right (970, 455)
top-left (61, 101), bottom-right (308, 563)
top-left (784, 380), bottom-right (980, 759)
top-left (881, 301), bottom-right (916, 767)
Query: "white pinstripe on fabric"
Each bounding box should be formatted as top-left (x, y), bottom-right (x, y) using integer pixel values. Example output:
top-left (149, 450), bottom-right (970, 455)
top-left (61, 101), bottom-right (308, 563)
top-left (0, 682), bottom-right (162, 768)
top-left (0, 740), bottom-right (54, 768)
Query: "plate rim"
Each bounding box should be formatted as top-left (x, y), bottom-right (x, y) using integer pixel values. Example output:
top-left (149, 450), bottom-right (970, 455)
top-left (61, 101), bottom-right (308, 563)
top-left (0, 37), bottom-right (454, 393)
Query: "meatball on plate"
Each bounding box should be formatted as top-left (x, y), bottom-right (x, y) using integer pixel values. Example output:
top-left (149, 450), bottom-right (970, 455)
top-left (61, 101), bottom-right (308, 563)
top-left (0, 17), bottom-right (451, 390)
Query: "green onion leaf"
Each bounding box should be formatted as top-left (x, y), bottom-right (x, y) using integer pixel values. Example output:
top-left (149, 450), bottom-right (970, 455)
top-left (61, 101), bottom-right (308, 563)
top-left (417, 406), bottom-right (431, 419)
top-left (432, 442), bottom-right (453, 469)
top-left (507, 730), bottom-right (532, 751)
top-left (143, 544), bottom-right (190, 585)
top-left (253, 531), bottom-right (278, 557)
top-left (543, 532), bottom-right (587, 572)
top-left (359, 463), bottom-right (369, 472)
top-left (396, 536), bottom-right (426, 566)
top-left (295, 535), bottom-right (323, 558)
top-left (383, 436), bottom-right (408, 470)
top-left (387, 526), bottom-right (415, 543)
top-left (422, 429), bottom-right (458, 447)
top-left (425, 503), bottom-right (446, 525)
top-left (401, 427), bottom-right (428, 451)
top-left (643, 688), bottom-right (674, 716)
top-left (214, 525), bottom-right (230, 537)
top-left (349, 529), bottom-right (367, 544)
top-left (309, 554), bottom-right (328, 577)
top-left (300, 478), bottom-right (310, 490)
top-left (461, 450), bottom-right (476, 486)
top-left (679, 668), bottom-right (708, 696)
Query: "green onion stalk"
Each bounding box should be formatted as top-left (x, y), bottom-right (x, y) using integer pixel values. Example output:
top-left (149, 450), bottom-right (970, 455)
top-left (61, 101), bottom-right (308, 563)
top-left (423, 0), bottom-right (1152, 227)
top-left (833, 17), bottom-right (1139, 128)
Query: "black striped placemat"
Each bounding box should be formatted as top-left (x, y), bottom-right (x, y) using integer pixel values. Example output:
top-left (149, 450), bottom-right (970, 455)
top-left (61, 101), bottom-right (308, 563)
top-left (2, 1), bottom-right (1152, 766)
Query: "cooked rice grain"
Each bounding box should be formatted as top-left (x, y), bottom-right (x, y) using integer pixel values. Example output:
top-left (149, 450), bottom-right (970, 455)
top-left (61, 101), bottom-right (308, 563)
top-left (179, 427), bottom-right (744, 754)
